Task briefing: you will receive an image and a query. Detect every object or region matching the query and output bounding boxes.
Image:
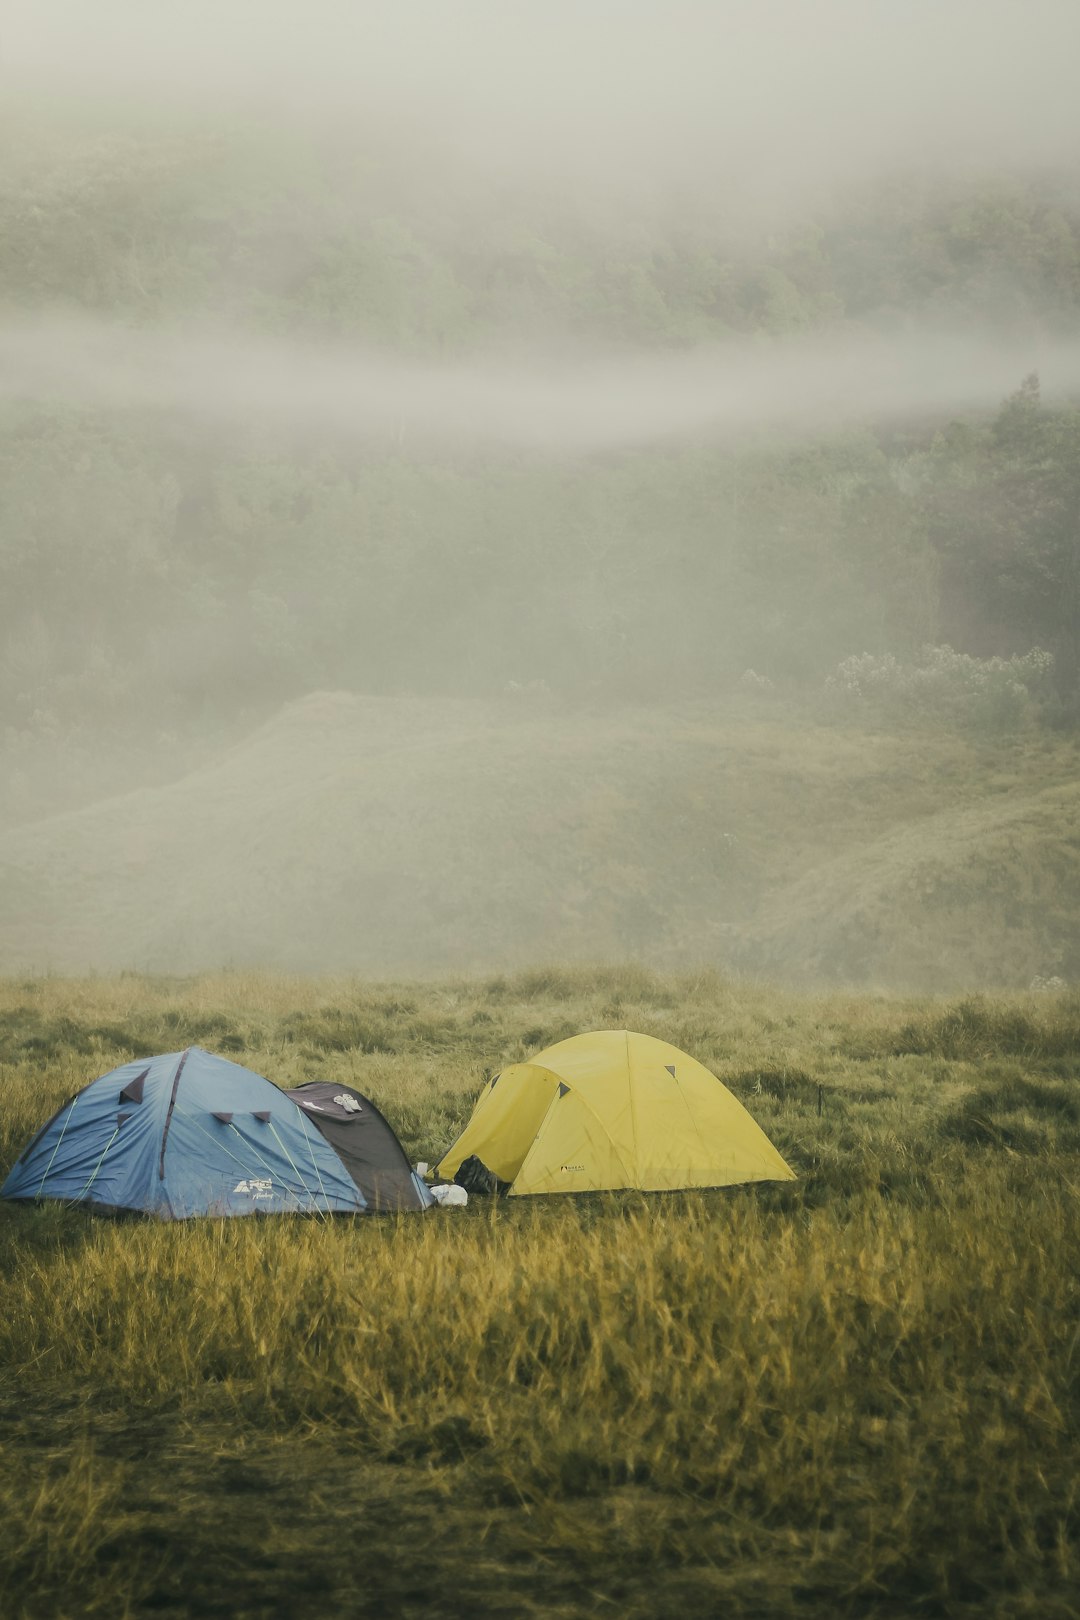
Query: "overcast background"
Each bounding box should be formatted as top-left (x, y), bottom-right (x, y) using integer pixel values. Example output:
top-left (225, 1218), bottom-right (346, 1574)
top-left (6, 1), bottom-right (1080, 203)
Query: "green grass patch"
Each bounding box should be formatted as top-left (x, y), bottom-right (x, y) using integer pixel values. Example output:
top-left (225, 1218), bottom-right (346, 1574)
top-left (0, 970), bottom-right (1078, 1618)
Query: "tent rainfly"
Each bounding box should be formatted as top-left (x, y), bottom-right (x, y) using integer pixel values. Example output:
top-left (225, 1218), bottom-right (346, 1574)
top-left (1, 1047), bottom-right (432, 1217)
top-left (436, 1029), bottom-right (795, 1195)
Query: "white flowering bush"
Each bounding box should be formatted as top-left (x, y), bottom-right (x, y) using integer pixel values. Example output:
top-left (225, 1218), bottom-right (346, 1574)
top-left (824, 645), bottom-right (1053, 730)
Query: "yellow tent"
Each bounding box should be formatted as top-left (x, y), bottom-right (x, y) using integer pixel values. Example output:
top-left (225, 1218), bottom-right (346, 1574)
top-left (436, 1029), bottom-right (795, 1195)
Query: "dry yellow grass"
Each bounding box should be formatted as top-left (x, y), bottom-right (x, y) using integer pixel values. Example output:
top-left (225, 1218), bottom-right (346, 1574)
top-left (1, 969), bottom-right (1078, 1618)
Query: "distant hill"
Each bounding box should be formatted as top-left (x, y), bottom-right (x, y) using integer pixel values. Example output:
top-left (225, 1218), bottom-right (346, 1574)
top-left (750, 777), bottom-right (1080, 987)
top-left (1, 693), bottom-right (1077, 988)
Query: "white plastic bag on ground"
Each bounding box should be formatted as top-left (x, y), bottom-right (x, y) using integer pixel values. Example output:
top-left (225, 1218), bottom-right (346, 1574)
top-left (429, 1182), bottom-right (468, 1207)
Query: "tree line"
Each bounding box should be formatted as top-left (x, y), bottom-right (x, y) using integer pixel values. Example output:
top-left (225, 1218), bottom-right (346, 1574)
top-left (2, 119), bottom-right (1078, 744)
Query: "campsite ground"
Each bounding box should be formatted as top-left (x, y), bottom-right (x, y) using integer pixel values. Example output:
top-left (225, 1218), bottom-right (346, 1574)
top-left (0, 968), bottom-right (1077, 1619)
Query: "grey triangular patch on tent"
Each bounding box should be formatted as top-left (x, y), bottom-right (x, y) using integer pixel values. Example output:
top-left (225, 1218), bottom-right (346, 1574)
top-left (558, 1082), bottom-right (570, 1097)
top-left (252, 1111), bottom-right (271, 1123)
top-left (119, 1067), bottom-right (150, 1104)
top-left (665, 1064), bottom-right (677, 1078)
top-left (212, 1112), bottom-right (234, 1124)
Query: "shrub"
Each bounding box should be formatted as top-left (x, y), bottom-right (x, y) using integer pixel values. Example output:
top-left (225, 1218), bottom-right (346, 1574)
top-left (736, 668), bottom-right (775, 694)
top-left (823, 644), bottom-right (1054, 730)
top-left (892, 996), bottom-right (1080, 1061)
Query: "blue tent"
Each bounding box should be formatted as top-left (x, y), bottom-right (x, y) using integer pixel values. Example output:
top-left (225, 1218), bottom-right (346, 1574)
top-left (2, 1047), bottom-right (432, 1218)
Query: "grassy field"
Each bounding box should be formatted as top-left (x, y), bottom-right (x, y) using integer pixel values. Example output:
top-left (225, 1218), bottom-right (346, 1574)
top-left (1, 968), bottom-right (1078, 1618)
top-left (3, 697), bottom-right (1080, 988)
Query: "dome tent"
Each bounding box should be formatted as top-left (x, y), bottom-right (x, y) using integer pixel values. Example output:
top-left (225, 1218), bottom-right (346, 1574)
top-left (436, 1030), bottom-right (795, 1195)
top-left (2, 1047), bottom-right (432, 1217)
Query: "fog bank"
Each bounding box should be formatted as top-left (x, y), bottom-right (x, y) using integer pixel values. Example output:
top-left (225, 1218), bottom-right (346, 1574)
top-left (3, 316), bottom-right (1074, 452)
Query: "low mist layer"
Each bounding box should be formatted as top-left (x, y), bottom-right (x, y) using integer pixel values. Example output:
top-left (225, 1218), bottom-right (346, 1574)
top-left (4, 315), bottom-right (1076, 451)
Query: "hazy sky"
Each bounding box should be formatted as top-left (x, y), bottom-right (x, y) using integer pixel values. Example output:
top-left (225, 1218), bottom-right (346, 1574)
top-left (6, 1), bottom-right (1080, 205)
top-left (6, 0), bottom-right (1080, 450)
top-left (5, 0), bottom-right (1080, 441)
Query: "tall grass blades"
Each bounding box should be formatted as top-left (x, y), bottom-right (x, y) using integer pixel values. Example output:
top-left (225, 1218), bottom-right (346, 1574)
top-left (1, 970), bottom-right (1078, 1618)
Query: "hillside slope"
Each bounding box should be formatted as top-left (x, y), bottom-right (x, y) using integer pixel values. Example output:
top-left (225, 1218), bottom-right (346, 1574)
top-left (1, 694), bottom-right (1077, 987)
top-left (750, 779), bottom-right (1080, 986)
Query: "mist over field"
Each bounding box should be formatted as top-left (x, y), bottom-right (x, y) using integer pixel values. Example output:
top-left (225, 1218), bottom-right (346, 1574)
top-left (3, 17), bottom-right (1080, 1614)
top-left (8, 315), bottom-right (1080, 450)
top-left (2, 0), bottom-right (1080, 985)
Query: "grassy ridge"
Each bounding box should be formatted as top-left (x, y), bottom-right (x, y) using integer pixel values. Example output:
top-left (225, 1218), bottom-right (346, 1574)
top-left (1, 970), bottom-right (1078, 1618)
top-left (3, 698), bottom-right (1080, 988)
